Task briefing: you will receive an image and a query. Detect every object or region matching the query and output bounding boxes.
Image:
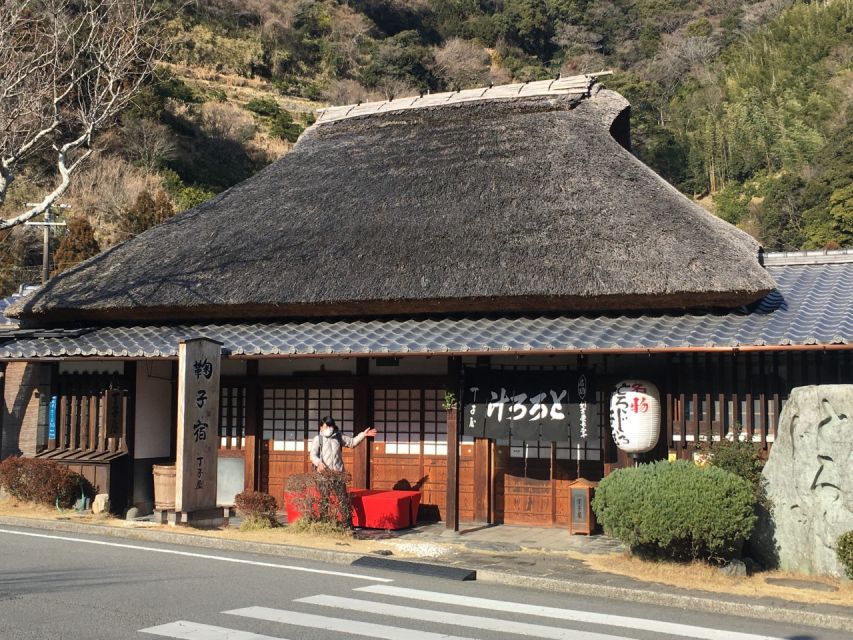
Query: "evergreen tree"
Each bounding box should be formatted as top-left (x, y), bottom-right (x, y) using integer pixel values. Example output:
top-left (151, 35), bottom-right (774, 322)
top-left (52, 217), bottom-right (100, 275)
top-left (119, 190), bottom-right (175, 240)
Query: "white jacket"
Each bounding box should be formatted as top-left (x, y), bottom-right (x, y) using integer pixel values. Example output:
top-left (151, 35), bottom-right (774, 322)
top-left (309, 428), bottom-right (366, 471)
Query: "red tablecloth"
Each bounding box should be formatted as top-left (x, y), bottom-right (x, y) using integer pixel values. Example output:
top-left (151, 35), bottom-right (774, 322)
top-left (284, 489), bottom-right (421, 530)
top-left (349, 489), bottom-right (421, 530)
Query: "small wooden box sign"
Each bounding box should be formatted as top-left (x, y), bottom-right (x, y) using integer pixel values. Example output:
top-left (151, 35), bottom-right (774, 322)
top-left (568, 478), bottom-right (597, 535)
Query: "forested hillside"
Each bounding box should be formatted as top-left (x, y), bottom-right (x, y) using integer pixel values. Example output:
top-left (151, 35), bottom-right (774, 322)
top-left (1, 0), bottom-right (850, 295)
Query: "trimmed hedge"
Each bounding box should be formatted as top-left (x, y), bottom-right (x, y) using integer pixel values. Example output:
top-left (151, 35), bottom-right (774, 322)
top-left (234, 490), bottom-right (278, 528)
top-left (285, 470), bottom-right (351, 526)
top-left (591, 460), bottom-right (756, 561)
top-left (0, 456), bottom-right (91, 508)
top-left (837, 531), bottom-right (853, 579)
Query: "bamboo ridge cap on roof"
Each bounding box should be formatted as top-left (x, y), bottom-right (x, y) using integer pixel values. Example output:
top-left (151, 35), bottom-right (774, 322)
top-left (315, 72), bottom-right (613, 124)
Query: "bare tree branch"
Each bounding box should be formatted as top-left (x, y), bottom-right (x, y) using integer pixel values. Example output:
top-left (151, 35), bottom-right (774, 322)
top-left (0, 0), bottom-right (165, 230)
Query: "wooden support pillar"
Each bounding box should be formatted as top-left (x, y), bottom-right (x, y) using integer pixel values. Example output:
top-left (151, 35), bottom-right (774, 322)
top-left (351, 358), bottom-right (370, 489)
top-left (0, 363), bottom-right (5, 459)
top-left (169, 360), bottom-right (178, 460)
top-left (244, 360), bottom-right (259, 491)
top-left (473, 437), bottom-right (490, 523)
top-left (445, 357), bottom-right (461, 531)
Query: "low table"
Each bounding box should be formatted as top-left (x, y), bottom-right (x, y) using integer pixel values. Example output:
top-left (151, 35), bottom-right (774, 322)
top-left (349, 489), bottom-right (421, 530)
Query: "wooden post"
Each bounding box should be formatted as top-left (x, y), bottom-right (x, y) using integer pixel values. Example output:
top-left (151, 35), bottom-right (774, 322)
top-left (351, 358), bottom-right (370, 489)
top-left (174, 338), bottom-right (223, 524)
top-left (473, 437), bottom-right (490, 523)
top-left (445, 357), bottom-right (461, 532)
top-left (244, 360), bottom-right (259, 491)
top-left (0, 363), bottom-right (5, 457)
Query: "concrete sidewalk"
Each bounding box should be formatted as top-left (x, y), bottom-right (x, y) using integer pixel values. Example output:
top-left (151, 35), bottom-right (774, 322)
top-left (1, 514), bottom-right (851, 634)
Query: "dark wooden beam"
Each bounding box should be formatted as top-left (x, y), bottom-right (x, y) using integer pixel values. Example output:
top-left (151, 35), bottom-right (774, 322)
top-left (445, 357), bottom-right (461, 532)
top-left (244, 360), bottom-right (259, 491)
top-left (352, 358), bottom-right (370, 489)
top-left (473, 437), bottom-right (490, 523)
top-left (0, 363), bottom-right (5, 458)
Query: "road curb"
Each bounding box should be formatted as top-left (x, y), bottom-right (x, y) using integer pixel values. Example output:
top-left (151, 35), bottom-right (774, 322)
top-left (2, 515), bottom-right (851, 633)
top-left (476, 570), bottom-right (853, 633)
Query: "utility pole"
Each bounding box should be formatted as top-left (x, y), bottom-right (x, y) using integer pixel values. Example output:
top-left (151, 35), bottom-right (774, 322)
top-left (24, 203), bottom-right (69, 284)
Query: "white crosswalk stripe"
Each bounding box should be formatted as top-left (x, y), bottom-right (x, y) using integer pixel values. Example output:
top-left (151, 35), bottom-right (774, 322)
top-left (140, 620), bottom-right (284, 639)
top-left (140, 584), bottom-right (790, 640)
top-left (354, 585), bottom-right (784, 640)
top-left (297, 594), bottom-right (634, 640)
top-left (224, 606), bottom-right (476, 639)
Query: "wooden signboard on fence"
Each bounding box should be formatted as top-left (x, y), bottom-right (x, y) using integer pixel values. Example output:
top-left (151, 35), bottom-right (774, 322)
top-left (175, 338), bottom-right (222, 514)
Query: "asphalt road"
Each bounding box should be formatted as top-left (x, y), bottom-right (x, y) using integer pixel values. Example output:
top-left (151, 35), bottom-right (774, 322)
top-left (0, 524), bottom-right (847, 640)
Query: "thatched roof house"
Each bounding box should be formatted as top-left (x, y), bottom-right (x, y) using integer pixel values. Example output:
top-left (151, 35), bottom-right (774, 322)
top-left (12, 75), bottom-right (774, 327)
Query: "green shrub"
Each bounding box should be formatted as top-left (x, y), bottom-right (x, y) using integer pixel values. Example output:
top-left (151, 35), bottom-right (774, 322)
top-left (285, 470), bottom-right (351, 526)
top-left (837, 531), bottom-right (853, 579)
top-left (0, 457), bottom-right (91, 508)
top-left (245, 97), bottom-right (281, 117)
top-left (269, 111), bottom-right (303, 143)
top-left (592, 460), bottom-right (756, 562)
top-left (234, 490), bottom-right (278, 527)
top-left (706, 438), bottom-right (766, 503)
top-left (155, 70), bottom-right (201, 104)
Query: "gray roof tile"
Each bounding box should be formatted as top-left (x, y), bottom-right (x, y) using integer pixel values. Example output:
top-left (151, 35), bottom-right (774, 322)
top-left (1, 262), bottom-right (850, 359)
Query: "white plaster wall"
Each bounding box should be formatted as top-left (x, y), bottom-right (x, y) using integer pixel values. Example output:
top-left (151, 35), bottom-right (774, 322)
top-left (258, 358), bottom-right (357, 376)
top-left (221, 359), bottom-right (247, 376)
top-left (58, 361), bottom-right (124, 375)
top-left (368, 356), bottom-right (448, 376)
top-left (489, 355), bottom-right (583, 368)
top-left (134, 360), bottom-right (173, 459)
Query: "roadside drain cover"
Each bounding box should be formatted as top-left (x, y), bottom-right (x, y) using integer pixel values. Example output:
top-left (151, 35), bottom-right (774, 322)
top-left (764, 578), bottom-right (838, 592)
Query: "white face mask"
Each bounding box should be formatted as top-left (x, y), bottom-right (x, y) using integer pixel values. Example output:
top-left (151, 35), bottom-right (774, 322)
top-left (320, 426), bottom-right (335, 438)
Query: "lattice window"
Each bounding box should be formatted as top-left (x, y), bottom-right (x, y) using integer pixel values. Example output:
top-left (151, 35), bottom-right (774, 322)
top-left (262, 388), bottom-right (306, 452)
top-left (373, 388), bottom-right (447, 455)
top-left (307, 388), bottom-right (354, 435)
top-left (423, 389), bottom-right (448, 455)
top-left (262, 387), bottom-right (354, 452)
top-left (219, 386), bottom-right (246, 449)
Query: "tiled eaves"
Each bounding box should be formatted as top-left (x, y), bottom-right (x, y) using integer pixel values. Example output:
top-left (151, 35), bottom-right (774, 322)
top-left (0, 262), bottom-right (850, 359)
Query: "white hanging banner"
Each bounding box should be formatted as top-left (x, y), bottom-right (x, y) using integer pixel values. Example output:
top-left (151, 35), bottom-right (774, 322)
top-left (609, 380), bottom-right (661, 454)
top-left (175, 338), bottom-right (222, 513)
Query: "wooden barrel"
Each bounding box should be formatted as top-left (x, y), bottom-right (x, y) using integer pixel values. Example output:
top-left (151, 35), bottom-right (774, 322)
top-left (152, 464), bottom-right (176, 510)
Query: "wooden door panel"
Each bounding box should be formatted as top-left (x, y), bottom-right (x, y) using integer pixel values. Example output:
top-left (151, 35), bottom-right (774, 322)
top-left (261, 451), bottom-right (310, 508)
top-left (493, 450), bottom-right (552, 525)
top-left (420, 456), bottom-right (447, 520)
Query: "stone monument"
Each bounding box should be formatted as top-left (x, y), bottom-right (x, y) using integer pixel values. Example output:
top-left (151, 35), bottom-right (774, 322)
top-left (752, 385), bottom-right (853, 576)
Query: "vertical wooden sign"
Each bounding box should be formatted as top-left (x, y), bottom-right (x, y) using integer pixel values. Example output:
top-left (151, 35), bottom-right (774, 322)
top-left (175, 338), bottom-right (222, 513)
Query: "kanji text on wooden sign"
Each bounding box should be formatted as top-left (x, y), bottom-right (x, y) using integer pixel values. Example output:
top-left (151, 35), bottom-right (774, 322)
top-left (462, 370), bottom-right (594, 440)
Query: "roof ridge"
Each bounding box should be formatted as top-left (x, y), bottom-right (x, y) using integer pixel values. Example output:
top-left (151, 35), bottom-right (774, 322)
top-left (315, 71), bottom-right (613, 124)
top-left (763, 248), bottom-right (853, 266)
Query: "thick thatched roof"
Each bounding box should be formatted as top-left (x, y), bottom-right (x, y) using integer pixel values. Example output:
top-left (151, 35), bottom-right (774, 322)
top-left (13, 75), bottom-right (774, 326)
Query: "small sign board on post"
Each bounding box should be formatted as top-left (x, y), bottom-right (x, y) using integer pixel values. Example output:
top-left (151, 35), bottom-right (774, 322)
top-left (48, 396), bottom-right (58, 442)
top-left (175, 338), bottom-right (222, 519)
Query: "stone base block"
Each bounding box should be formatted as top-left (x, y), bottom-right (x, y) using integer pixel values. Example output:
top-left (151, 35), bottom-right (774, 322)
top-left (154, 506), bottom-right (233, 528)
